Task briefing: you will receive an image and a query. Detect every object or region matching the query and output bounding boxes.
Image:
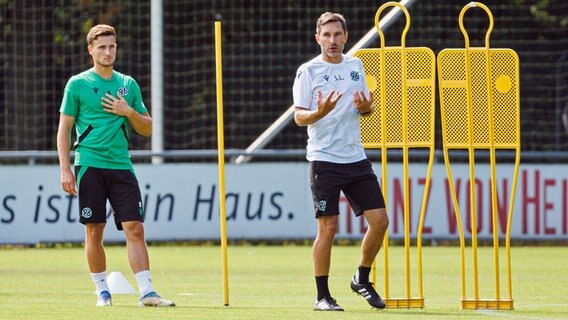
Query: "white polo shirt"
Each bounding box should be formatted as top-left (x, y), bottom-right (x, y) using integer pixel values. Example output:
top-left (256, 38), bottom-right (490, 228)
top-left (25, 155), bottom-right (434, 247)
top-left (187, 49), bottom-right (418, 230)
top-left (293, 54), bottom-right (369, 163)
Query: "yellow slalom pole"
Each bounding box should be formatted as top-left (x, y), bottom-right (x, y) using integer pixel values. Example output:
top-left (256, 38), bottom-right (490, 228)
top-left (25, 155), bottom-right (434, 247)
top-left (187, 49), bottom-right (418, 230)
top-left (215, 20), bottom-right (229, 307)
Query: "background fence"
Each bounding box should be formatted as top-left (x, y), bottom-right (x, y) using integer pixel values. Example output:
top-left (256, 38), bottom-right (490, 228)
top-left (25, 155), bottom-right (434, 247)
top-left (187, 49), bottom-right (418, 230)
top-left (1, 0), bottom-right (567, 163)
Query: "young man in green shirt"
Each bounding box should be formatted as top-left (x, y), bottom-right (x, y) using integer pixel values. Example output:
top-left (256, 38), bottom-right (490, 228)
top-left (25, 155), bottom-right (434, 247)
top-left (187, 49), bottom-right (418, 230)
top-left (57, 24), bottom-right (174, 307)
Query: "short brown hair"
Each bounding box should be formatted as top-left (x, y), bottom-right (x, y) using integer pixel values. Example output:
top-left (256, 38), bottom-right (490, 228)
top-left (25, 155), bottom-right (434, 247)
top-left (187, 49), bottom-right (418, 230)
top-left (86, 24), bottom-right (116, 45)
top-left (316, 12), bottom-right (347, 34)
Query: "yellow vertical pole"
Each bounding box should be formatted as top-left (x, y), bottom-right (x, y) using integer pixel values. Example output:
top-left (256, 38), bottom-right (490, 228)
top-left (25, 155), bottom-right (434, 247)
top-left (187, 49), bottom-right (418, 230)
top-left (381, 151), bottom-right (389, 298)
top-left (379, 42), bottom-right (389, 305)
top-left (400, 32), bottom-right (411, 303)
top-left (215, 20), bottom-right (230, 307)
top-left (376, 6), bottom-right (390, 297)
top-left (458, 6), bottom-right (480, 301)
top-left (479, 12), bottom-right (502, 303)
top-left (506, 151), bottom-right (520, 303)
top-left (403, 148), bottom-right (410, 300)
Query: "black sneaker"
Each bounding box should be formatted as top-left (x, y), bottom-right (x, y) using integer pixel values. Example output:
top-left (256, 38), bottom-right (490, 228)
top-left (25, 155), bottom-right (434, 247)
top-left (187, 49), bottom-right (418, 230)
top-left (313, 296), bottom-right (344, 311)
top-left (350, 276), bottom-right (386, 309)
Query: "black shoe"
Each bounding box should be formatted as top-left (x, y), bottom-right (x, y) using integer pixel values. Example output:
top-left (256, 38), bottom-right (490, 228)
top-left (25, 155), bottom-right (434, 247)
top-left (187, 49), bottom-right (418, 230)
top-left (350, 276), bottom-right (386, 309)
top-left (313, 296), bottom-right (344, 311)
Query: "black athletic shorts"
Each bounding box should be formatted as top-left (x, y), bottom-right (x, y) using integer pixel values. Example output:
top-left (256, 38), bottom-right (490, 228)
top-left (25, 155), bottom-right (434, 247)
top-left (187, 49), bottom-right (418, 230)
top-left (309, 159), bottom-right (385, 218)
top-left (75, 166), bottom-right (144, 230)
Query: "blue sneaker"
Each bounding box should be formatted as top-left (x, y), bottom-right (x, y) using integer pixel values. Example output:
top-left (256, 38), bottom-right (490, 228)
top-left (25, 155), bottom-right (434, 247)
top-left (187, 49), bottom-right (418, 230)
top-left (96, 290), bottom-right (112, 306)
top-left (139, 291), bottom-right (175, 307)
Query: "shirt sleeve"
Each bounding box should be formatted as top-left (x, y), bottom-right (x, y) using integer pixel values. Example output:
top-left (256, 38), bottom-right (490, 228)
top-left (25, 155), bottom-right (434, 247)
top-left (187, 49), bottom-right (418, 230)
top-left (128, 78), bottom-right (148, 114)
top-left (292, 64), bottom-right (313, 110)
top-left (59, 78), bottom-right (79, 117)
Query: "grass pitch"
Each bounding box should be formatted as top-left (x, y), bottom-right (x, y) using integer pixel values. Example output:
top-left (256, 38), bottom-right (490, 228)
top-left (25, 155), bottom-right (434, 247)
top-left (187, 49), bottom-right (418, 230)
top-left (0, 244), bottom-right (566, 319)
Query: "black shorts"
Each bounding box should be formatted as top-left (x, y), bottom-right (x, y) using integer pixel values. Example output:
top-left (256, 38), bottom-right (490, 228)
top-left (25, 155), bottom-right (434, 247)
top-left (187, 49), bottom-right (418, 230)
top-left (75, 166), bottom-right (144, 230)
top-left (309, 159), bottom-right (385, 218)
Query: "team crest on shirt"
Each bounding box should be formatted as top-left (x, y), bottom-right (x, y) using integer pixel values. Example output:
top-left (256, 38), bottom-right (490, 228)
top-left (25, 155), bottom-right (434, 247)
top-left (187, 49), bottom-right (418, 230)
top-left (118, 86), bottom-right (128, 96)
top-left (350, 71), bottom-right (360, 81)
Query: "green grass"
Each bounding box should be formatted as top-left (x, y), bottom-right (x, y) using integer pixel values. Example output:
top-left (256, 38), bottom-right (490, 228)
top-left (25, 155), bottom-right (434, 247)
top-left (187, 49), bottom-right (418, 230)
top-left (0, 244), bottom-right (566, 319)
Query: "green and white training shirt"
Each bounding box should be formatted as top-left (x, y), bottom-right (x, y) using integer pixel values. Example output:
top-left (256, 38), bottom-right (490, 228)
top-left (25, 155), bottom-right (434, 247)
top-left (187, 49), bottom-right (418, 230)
top-left (60, 68), bottom-right (147, 170)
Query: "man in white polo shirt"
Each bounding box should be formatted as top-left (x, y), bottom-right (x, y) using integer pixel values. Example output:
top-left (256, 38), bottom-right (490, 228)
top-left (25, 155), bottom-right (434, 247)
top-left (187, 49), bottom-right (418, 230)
top-left (293, 12), bottom-right (389, 311)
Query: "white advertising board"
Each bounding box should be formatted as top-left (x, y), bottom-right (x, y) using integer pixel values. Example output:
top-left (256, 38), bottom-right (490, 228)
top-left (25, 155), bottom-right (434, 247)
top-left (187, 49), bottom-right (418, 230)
top-left (0, 162), bottom-right (566, 244)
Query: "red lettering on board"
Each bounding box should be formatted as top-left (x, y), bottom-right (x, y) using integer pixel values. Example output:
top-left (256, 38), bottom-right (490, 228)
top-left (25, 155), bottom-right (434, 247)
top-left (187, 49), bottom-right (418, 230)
top-left (466, 178), bottom-right (483, 234)
top-left (418, 178), bottom-right (432, 234)
top-left (564, 179), bottom-right (568, 235)
top-left (522, 169), bottom-right (540, 234)
top-left (444, 178), bottom-right (460, 234)
top-left (543, 179), bottom-right (556, 235)
top-left (392, 178), bottom-right (406, 234)
top-left (489, 178), bottom-right (509, 235)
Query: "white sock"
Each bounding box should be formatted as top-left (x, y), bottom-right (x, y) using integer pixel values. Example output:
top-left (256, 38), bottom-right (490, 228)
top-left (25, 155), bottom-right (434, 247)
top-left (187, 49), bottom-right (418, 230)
top-left (135, 270), bottom-right (154, 297)
top-left (91, 271), bottom-right (110, 295)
